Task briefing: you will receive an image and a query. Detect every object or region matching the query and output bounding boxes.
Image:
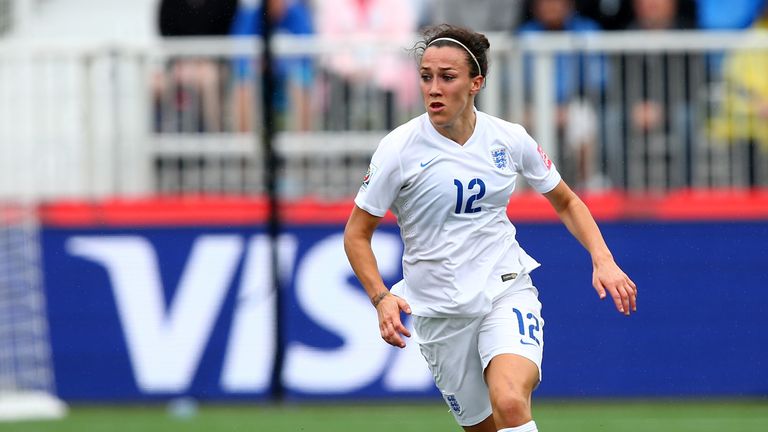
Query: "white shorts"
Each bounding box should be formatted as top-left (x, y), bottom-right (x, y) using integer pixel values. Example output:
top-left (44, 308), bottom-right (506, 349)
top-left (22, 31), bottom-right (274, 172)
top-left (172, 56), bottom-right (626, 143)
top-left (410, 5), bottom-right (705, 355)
top-left (412, 275), bottom-right (544, 427)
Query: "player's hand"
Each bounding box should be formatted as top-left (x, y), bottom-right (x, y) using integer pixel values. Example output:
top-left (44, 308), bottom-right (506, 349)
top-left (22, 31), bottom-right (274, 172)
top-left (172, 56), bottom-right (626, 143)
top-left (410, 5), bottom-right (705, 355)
top-left (592, 258), bottom-right (637, 316)
top-left (375, 293), bottom-right (412, 348)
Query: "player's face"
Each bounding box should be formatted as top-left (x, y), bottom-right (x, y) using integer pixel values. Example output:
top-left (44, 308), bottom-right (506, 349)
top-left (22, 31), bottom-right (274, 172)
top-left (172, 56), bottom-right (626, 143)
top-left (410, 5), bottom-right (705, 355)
top-left (419, 46), bottom-right (482, 128)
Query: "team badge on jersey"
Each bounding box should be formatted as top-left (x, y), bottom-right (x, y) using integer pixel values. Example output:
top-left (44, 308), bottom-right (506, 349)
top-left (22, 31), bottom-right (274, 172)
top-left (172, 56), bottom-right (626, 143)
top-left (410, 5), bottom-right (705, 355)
top-left (443, 393), bottom-right (463, 415)
top-left (362, 163), bottom-right (377, 189)
top-left (537, 145), bottom-right (553, 170)
top-left (490, 148), bottom-right (509, 169)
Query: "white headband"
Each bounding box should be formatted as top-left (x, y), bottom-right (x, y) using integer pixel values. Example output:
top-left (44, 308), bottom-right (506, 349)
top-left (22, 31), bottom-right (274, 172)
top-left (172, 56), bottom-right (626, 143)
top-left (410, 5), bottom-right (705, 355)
top-left (428, 37), bottom-right (483, 77)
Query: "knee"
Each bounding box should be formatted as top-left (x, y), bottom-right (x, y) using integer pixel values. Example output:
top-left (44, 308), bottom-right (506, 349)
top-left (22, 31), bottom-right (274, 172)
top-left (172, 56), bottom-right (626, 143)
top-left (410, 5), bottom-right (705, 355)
top-left (492, 391), bottom-right (531, 425)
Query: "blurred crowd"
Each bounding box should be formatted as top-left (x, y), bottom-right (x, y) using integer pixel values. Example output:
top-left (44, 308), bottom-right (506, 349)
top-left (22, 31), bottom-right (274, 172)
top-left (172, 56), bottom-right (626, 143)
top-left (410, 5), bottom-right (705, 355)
top-left (152, 0), bottom-right (768, 189)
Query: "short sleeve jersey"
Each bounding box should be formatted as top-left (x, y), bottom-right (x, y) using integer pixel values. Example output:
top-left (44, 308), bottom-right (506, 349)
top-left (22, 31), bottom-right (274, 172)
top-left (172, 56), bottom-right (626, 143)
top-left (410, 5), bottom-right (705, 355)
top-left (354, 111), bottom-right (561, 317)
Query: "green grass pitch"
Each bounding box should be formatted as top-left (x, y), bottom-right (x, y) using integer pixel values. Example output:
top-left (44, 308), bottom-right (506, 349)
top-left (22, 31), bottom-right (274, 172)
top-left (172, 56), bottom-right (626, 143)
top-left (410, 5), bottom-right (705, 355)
top-left (1, 400), bottom-right (766, 431)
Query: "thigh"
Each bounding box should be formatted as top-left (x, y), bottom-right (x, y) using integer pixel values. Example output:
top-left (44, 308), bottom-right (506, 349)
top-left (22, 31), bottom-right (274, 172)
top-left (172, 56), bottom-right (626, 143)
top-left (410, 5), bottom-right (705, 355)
top-left (413, 315), bottom-right (492, 428)
top-left (484, 353), bottom-right (540, 403)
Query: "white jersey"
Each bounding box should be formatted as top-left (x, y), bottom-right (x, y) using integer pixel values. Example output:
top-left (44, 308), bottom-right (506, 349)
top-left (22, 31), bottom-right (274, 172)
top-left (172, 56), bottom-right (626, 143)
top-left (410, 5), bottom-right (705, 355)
top-left (354, 110), bottom-right (561, 317)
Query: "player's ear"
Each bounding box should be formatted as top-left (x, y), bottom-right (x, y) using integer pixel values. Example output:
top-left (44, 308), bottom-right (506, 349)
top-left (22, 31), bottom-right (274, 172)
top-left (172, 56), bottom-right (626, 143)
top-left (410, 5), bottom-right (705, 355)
top-left (470, 75), bottom-right (484, 95)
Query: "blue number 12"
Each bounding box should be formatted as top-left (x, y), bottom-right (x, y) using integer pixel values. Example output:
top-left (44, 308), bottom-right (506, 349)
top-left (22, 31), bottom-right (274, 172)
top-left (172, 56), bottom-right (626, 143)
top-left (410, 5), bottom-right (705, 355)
top-left (453, 178), bottom-right (486, 214)
top-left (513, 308), bottom-right (541, 346)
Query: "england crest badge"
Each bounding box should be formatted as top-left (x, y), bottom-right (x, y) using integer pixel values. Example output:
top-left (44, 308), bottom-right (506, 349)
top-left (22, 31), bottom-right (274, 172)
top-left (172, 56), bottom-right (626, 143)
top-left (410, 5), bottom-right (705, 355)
top-left (443, 393), bottom-right (463, 415)
top-left (491, 147), bottom-right (508, 169)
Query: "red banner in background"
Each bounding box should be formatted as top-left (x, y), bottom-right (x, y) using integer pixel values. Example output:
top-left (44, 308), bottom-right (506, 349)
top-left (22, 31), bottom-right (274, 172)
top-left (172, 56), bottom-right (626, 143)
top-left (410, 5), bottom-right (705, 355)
top-left (40, 189), bottom-right (768, 227)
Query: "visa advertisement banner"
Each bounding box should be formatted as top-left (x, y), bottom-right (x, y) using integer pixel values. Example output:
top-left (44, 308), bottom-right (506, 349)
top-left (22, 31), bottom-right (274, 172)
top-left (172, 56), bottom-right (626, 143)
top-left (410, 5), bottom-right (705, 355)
top-left (43, 224), bottom-right (434, 401)
top-left (42, 220), bottom-right (768, 401)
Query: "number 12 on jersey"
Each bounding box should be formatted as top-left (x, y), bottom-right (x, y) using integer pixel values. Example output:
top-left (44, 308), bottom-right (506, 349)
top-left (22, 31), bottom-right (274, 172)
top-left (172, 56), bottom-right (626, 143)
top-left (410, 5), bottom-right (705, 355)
top-left (453, 178), bottom-right (486, 214)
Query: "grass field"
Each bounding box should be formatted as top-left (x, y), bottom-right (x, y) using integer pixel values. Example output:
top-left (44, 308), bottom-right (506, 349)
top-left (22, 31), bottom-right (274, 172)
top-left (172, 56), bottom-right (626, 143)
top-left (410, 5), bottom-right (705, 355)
top-left (1, 399), bottom-right (766, 431)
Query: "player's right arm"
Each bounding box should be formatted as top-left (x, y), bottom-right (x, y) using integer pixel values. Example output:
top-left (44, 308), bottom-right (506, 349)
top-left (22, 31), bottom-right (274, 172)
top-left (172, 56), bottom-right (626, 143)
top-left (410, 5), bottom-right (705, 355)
top-left (344, 206), bottom-right (411, 348)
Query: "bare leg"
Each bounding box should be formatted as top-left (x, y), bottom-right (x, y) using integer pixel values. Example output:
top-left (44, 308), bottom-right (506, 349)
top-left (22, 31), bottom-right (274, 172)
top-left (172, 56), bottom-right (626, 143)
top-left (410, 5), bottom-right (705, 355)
top-left (484, 353), bottom-right (539, 428)
top-left (462, 413), bottom-right (496, 432)
top-left (196, 60), bottom-right (222, 132)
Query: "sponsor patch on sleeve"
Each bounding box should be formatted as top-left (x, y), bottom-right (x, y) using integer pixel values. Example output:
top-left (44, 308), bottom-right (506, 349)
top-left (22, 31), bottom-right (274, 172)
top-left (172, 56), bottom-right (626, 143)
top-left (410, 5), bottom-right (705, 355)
top-left (537, 145), bottom-right (552, 170)
top-left (361, 163), bottom-right (378, 189)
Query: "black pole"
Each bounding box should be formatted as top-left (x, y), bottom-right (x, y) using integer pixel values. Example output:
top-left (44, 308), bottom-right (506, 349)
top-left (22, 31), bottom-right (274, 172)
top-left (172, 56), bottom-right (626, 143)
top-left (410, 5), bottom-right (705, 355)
top-left (260, 2), bottom-right (283, 402)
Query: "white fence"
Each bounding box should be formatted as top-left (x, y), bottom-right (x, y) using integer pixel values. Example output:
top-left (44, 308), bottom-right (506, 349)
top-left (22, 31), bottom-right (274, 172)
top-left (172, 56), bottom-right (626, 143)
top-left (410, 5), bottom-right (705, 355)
top-left (1, 31), bottom-right (767, 201)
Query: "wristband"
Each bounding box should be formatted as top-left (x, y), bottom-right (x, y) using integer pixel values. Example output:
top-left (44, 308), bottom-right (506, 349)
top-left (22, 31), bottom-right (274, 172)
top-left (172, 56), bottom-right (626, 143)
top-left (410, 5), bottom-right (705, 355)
top-left (371, 291), bottom-right (390, 307)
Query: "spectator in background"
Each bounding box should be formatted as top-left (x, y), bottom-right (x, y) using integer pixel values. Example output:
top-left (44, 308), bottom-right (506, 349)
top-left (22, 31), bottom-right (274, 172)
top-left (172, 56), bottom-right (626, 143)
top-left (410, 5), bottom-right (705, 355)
top-left (230, 0), bottom-right (315, 132)
top-left (314, 0), bottom-right (419, 130)
top-left (427, 0), bottom-right (523, 33)
top-left (711, 2), bottom-right (768, 186)
top-left (626, 0), bottom-right (697, 31)
top-left (155, 0), bottom-right (238, 132)
top-left (159, 0), bottom-right (238, 37)
top-left (574, 0), bottom-right (635, 30)
top-left (617, 0), bottom-right (699, 189)
top-left (566, 0), bottom-right (699, 30)
top-left (518, 0), bottom-right (607, 189)
top-left (696, 0), bottom-right (765, 30)
top-left (696, 0), bottom-right (765, 79)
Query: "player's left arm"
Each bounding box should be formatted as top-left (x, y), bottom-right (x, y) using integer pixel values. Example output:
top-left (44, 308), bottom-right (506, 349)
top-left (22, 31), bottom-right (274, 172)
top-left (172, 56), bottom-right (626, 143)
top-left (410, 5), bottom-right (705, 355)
top-left (543, 180), bottom-right (637, 315)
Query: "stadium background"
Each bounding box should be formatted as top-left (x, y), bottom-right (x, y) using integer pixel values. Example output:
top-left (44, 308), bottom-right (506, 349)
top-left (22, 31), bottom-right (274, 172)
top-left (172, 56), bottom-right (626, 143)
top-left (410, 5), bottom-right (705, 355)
top-left (1, 0), bottom-right (767, 430)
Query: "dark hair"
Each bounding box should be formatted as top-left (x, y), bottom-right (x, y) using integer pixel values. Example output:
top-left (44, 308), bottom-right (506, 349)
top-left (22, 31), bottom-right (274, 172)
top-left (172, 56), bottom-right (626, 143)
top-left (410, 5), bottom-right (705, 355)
top-left (412, 24), bottom-right (491, 78)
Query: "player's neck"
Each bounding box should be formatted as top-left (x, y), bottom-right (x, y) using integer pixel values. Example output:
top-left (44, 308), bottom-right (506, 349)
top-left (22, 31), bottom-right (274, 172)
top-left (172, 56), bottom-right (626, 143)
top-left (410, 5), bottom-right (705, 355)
top-left (433, 111), bottom-right (476, 146)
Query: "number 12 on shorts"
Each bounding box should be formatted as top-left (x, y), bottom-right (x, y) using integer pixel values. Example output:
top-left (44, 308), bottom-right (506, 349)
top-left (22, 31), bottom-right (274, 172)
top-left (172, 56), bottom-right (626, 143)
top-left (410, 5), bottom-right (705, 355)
top-left (513, 308), bottom-right (541, 346)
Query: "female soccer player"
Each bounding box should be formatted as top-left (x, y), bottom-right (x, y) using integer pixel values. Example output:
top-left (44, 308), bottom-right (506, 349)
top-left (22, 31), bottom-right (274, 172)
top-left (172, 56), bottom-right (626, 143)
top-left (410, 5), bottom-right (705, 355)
top-left (343, 24), bottom-right (637, 432)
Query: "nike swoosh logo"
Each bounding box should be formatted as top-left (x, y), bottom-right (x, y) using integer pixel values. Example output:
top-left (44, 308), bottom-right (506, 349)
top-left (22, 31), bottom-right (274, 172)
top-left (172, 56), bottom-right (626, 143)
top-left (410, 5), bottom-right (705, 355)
top-left (420, 155), bottom-right (439, 168)
top-left (520, 339), bottom-right (539, 347)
